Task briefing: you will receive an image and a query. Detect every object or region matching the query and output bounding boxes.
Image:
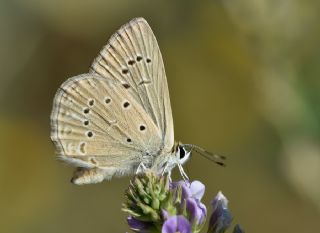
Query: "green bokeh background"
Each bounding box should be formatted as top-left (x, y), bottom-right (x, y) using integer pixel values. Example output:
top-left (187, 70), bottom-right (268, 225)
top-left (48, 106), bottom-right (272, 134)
top-left (1, 1), bottom-right (320, 232)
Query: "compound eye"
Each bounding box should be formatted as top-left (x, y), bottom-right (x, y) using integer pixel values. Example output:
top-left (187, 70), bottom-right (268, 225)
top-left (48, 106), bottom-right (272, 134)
top-left (179, 146), bottom-right (186, 159)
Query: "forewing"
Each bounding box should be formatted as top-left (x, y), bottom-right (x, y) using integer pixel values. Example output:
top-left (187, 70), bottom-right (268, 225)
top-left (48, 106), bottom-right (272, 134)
top-left (50, 74), bottom-right (162, 168)
top-left (90, 18), bottom-right (174, 152)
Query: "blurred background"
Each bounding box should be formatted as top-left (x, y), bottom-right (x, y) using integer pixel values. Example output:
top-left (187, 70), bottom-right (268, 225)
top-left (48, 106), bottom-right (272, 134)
top-left (1, 0), bottom-right (320, 232)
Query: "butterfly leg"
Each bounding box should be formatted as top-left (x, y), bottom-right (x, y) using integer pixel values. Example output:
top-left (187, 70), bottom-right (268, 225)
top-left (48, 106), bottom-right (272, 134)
top-left (177, 164), bottom-right (189, 181)
top-left (167, 170), bottom-right (172, 182)
top-left (161, 162), bottom-right (172, 181)
top-left (161, 162), bottom-right (169, 176)
top-left (136, 162), bottom-right (147, 174)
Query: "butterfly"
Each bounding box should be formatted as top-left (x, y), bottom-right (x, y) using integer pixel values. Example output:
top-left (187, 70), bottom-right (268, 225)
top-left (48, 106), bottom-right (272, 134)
top-left (50, 18), bottom-right (225, 185)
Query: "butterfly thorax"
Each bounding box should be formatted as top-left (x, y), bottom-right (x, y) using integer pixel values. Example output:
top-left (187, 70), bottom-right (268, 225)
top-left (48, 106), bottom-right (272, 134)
top-left (150, 141), bottom-right (191, 175)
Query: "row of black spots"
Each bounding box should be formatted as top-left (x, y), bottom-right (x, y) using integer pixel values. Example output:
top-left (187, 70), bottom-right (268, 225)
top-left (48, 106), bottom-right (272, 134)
top-left (121, 56), bottom-right (152, 78)
top-left (125, 125), bottom-right (146, 144)
top-left (105, 97), bottom-right (133, 111)
top-left (103, 94), bottom-right (134, 109)
top-left (129, 56), bottom-right (152, 64)
top-left (83, 99), bottom-right (95, 115)
top-left (123, 56), bottom-right (151, 71)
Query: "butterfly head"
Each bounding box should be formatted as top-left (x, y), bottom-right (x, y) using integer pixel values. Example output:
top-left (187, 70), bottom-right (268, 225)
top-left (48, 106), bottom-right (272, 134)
top-left (173, 142), bottom-right (226, 167)
top-left (174, 142), bottom-right (192, 165)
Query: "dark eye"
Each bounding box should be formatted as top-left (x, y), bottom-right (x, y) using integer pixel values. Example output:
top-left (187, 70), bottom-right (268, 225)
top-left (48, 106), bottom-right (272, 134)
top-left (179, 146), bottom-right (185, 159)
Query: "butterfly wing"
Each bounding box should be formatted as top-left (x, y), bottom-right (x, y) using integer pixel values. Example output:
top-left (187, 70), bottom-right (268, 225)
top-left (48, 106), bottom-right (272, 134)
top-left (90, 18), bottom-right (174, 152)
top-left (51, 74), bottom-right (162, 174)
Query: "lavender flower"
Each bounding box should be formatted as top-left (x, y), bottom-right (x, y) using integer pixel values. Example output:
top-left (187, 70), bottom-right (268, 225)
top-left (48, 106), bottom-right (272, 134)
top-left (127, 216), bottom-right (155, 233)
top-left (123, 172), bottom-right (244, 233)
top-left (162, 215), bottom-right (191, 233)
top-left (170, 180), bottom-right (205, 201)
top-left (207, 192), bottom-right (244, 233)
top-left (186, 198), bottom-right (206, 225)
top-left (207, 192), bottom-right (232, 233)
top-left (171, 180), bottom-right (207, 227)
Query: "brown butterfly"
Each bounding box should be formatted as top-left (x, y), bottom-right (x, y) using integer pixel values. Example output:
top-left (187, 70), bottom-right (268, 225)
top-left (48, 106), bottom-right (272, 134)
top-left (50, 18), bottom-right (225, 185)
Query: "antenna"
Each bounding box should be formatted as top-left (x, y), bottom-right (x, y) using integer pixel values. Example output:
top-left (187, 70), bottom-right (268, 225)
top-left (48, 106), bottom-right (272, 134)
top-left (185, 144), bottom-right (226, 167)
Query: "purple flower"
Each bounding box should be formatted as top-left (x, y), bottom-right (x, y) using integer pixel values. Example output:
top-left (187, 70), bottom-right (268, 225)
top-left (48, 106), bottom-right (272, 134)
top-left (162, 215), bottom-right (191, 233)
top-left (186, 198), bottom-right (207, 225)
top-left (171, 180), bottom-right (205, 201)
top-left (124, 173), bottom-right (244, 233)
top-left (171, 180), bottom-right (207, 226)
top-left (127, 216), bottom-right (154, 233)
top-left (208, 192), bottom-right (233, 233)
top-left (161, 209), bottom-right (169, 220)
top-left (170, 180), bottom-right (191, 200)
top-left (190, 181), bottom-right (205, 200)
